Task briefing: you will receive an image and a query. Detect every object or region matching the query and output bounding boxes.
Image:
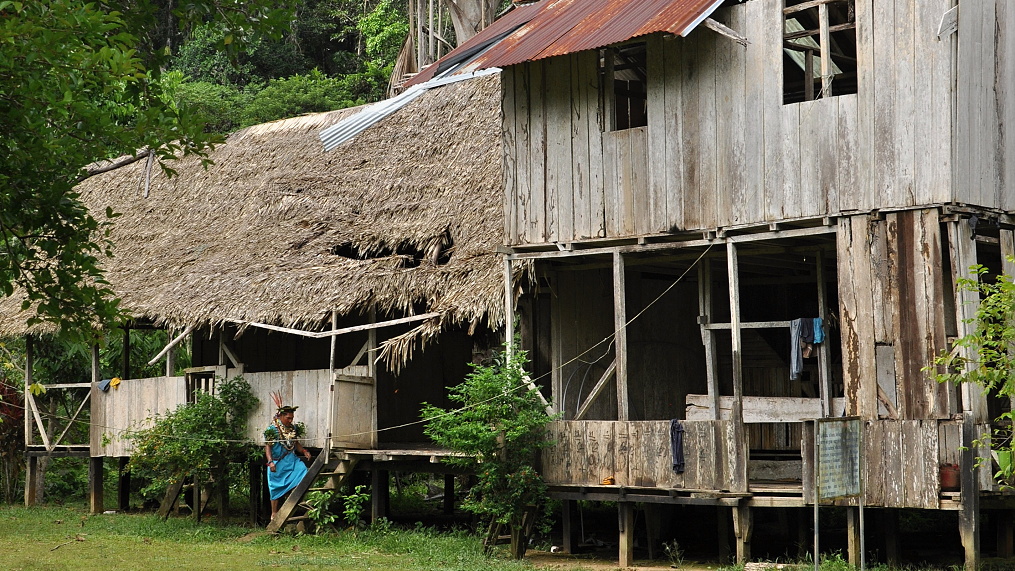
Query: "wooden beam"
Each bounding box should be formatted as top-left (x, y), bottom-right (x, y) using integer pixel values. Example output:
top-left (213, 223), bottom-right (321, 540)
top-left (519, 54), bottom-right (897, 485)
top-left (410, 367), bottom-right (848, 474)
top-left (703, 17), bottom-right (749, 47)
top-left (818, 3), bottom-right (832, 97)
top-left (573, 360), bottom-right (617, 421)
top-left (51, 392), bottom-right (90, 449)
top-left (225, 313), bottom-right (441, 339)
top-left (727, 243), bottom-right (744, 423)
top-left (734, 505), bottom-right (753, 564)
top-left (784, 0), bottom-right (844, 16)
top-left (89, 456), bottom-right (104, 515)
top-left (613, 252), bottom-right (629, 421)
top-left (147, 325), bottom-right (195, 366)
top-left (686, 394), bottom-right (848, 423)
top-left (704, 320), bottom-right (792, 330)
top-left (948, 221), bottom-right (988, 421)
top-left (24, 390), bottom-right (51, 451)
top-left (816, 250), bottom-right (833, 417)
top-left (618, 502), bottom-right (635, 568)
top-left (785, 21), bottom-right (856, 40)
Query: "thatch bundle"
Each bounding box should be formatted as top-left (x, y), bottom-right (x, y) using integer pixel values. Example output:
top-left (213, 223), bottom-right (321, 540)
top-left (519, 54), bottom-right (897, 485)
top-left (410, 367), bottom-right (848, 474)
top-left (0, 75), bottom-right (506, 361)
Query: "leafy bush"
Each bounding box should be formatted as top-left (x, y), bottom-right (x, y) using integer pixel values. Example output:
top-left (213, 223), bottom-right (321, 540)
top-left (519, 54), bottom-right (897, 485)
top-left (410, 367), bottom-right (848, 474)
top-left (126, 376), bottom-right (257, 500)
top-left (420, 347), bottom-right (555, 559)
top-left (358, 0), bottom-right (409, 64)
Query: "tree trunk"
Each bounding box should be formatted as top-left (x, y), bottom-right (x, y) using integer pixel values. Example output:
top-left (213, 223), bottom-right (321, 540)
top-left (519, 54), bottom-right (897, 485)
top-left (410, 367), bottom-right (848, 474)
top-left (442, 0), bottom-right (500, 45)
top-left (509, 524), bottom-right (527, 559)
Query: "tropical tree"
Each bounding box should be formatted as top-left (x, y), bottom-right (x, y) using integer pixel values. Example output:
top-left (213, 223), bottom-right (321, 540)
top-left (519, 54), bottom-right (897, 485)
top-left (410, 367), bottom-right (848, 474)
top-left (0, 0), bottom-right (294, 338)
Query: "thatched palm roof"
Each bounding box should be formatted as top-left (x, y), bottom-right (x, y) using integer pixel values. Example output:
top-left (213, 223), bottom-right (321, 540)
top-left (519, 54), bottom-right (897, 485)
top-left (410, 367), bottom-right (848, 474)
top-left (0, 75), bottom-right (506, 357)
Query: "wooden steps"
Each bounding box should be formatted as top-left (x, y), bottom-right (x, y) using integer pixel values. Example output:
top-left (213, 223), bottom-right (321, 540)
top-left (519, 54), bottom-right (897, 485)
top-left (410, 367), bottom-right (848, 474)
top-left (266, 455), bottom-right (359, 532)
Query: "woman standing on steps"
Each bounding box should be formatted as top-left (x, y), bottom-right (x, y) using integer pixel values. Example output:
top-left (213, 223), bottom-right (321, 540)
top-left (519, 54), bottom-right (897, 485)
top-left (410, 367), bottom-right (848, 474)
top-left (264, 392), bottom-right (312, 523)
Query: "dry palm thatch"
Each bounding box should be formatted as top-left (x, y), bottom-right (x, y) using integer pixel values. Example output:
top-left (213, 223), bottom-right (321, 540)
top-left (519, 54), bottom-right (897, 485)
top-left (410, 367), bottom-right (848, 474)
top-left (0, 75), bottom-right (509, 365)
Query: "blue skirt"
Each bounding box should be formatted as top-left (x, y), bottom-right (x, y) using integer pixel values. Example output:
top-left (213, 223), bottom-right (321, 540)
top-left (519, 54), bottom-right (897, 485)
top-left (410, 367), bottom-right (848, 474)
top-left (267, 443), bottom-right (308, 501)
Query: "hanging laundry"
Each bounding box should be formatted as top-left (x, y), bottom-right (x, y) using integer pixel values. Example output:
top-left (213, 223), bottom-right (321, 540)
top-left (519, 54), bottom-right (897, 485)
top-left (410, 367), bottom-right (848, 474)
top-left (670, 418), bottom-right (685, 473)
top-left (790, 318), bottom-right (804, 380)
top-left (812, 317), bottom-right (825, 344)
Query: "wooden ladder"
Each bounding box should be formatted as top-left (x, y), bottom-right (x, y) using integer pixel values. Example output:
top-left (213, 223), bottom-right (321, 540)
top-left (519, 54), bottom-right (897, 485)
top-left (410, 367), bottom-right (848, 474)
top-left (266, 453), bottom-right (359, 532)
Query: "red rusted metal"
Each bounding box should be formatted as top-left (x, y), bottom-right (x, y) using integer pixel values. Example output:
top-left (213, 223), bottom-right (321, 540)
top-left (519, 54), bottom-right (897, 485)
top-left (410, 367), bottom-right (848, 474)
top-left (405, 0), bottom-right (724, 87)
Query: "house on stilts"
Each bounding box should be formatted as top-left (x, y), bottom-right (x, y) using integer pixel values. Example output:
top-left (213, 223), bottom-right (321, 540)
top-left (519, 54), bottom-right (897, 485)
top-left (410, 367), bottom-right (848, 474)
top-left (404, 0), bottom-right (1015, 568)
top-left (0, 74), bottom-right (513, 529)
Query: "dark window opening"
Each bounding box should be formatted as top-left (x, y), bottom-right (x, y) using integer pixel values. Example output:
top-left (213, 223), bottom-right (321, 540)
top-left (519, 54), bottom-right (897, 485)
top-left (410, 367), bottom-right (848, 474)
top-left (330, 233), bottom-right (453, 268)
top-left (783, 0), bottom-right (857, 104)
top-left (601, 42), bottom-right (648, 130)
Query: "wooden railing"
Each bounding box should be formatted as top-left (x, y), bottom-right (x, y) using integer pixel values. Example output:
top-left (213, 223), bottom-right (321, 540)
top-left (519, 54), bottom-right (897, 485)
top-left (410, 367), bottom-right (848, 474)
top-left (541, 420), bottom-right (746, 492)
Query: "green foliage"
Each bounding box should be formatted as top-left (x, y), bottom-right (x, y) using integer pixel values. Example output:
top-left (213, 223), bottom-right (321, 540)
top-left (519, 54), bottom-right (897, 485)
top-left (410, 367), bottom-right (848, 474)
top-left (343, 484), bottom-right (371, 528)
top-left (240, 68), bottom-right (385, 126)
top-left (304, 490), bottom-right (341, 530)
top-left (0, 0), bottom-right (294, 338)
top-left (358, 0), bottom-right (409, 63)
top-left (125, 375), bottom-right (257, 499)
top-left (420, 347), bottom-right (555, 555)
top-left (930, 264), bottom-right (1015, 484)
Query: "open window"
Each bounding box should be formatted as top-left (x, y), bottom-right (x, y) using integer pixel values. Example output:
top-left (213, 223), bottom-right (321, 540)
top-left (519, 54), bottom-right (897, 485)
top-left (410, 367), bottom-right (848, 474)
top-left (601, 42), bottom-right (648, 130)
top-left (783, 0), bottom-right (857, 104)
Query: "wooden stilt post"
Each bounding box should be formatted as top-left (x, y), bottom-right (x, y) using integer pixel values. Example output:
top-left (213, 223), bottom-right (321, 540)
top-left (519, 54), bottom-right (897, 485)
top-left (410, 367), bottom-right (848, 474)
top-left (717, 506), bottom-right (731, 564)
top-left (613, 252), bottom-right (629, 421)
top-left (118, 457), bottom-right (130, 511)
top-left (442, 473), bottom-right (455, 515)
top-left (846, 506), bottom-right (861, 566)
top-left (24, 456), bottom-right (38, 507)
top-left (249, 460), bottom-right (261, 526)
top-left (960, 416), bottom-right (980, 570)
top-left (89, 456), bottom-right (104, 514)
top-left (733, 504), bottom-right (752, 564)
top-left (644, 503), bottom-right (662, 560)
top-left (562, 499), bottom-right (581, 554)
top-left (883, 509), bottom-right (900, 566)
top-left (618, 502), bottom-right (635, 568)
top-left (371, 469), bottom-right (389, 523)
top-left (998, 510), bottom-right (1014, 558)
top-left (23, 336), bottom-right (37, 506)
top-left (122, 326), bottom-right (130, 381)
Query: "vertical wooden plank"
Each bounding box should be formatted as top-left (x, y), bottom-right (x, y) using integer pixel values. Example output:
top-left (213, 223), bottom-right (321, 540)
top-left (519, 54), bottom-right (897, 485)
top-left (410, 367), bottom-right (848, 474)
top-left (762, 0), bottom-right (784, 220)
top-left (663, 37), bottom-right (683, 231)
top-left (529, 61), bottom-right (547, 243)
top-left (948, 221), bottom-right (988, 421)
top-left (544, 56), bottom-right (568, 242)
top-left (1003, 0), bottom-right (1015, 211)
top-left (873, 0), bottom-right (897, 207)
top-left (603, 133), bottom-right (620, 237)
top-left (584, 51), bottom-right (606, 238)
top-left (837, 217), bottom-right (861, 416)
top-left (699, 261), bottom-right (720, 418)
top-left (954, 0), bottom-right (982, 207)
top-left (647, 34), bottom-right (667, 234)
top-left (960, 416), bottom-right (981, 570)
top-left (836, 94), bottom-right (860, 212)
top-left (502, 64), bottom-right (517, 245)
top-left (894, 0), bottom-right (916, 206)
top-left (743, 0), bottom-right (765, 224)
top-left (883, 421), bottom-right (905, 507)
top-left (921, 420), bottom-right (941, 508)
top-left (628, 129), bottom-right (649, 235)
top-left (917, 210), bottom-right (950, 418)
top-left (901, 420), bottom-right (925, 507)
top-left (614, 421), bottom-right (630, 486)
top-left (780, 101), bottom-right (802, 219)
top-left (864, 420), bottom-right (885, 506)
top-left (697, 28), bottom-right (719, 229)
top-left (851, 216), bottom-right (879, 419)
top-left (713, 7), bottom-right (744, 227)
top-left (914, 0), bottom-right (945, 204)
top-left (679, 34), bottom-right (701, 230)
top-left (853, 0), bottom-right (875, 211)
top-left (870, 216), bottom-right (894, 344)
top-left (513, 65), bottom-right (531, 245)
top-left (614, 252), bottom-right (629, 420)
top-left (572, 51), bottom-right (592, 240)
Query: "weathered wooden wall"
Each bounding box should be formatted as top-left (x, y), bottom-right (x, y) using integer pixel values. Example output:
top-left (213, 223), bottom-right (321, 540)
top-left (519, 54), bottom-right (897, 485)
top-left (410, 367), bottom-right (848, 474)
top-left (245, 369), bottom-right (337, 449)
top-left (955, 0), bottom-right (1015, 210)
top-left (91, 376), bottom-right (186, 457)
top-left (501, 0), bottom-right (956, 245)
top-left (542, 420), bottom-right (745, 491)
top-left (836, 210), bottom-right (954, 421)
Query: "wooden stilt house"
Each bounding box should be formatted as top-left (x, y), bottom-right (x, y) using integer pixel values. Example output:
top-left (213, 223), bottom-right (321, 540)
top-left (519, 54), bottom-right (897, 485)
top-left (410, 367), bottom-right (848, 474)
top-left (406, 0), bottom-right (1015, 567)
top-left (0, 75), bottom-right (509, 527)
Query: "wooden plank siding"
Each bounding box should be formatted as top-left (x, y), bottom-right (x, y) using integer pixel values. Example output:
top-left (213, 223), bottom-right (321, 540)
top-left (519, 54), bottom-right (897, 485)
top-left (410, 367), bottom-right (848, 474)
top-left (837, 211), bottom-right (952, 421)
top-left (502, 1), bottom-right (962, 246)
top-left (91, 376), bottom-right (187, 457)
top-left (542, 420), bottom-right (742, 491)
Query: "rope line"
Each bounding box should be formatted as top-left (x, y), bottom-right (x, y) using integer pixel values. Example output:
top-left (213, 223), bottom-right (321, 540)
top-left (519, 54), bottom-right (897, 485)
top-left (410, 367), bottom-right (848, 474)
top-left (3, 244), bottom-right (714, 447)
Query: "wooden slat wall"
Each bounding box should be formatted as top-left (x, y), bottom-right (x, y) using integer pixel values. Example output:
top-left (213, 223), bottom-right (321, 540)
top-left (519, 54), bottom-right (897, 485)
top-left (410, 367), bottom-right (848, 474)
top-left (503, 0), bottom-right (959, 245)
top-left (541, 420), bottom-right (741, 491)
top-left (837, 212), bottom-right (951, 421)
top-left (955, 0), bottom-right (1015, 210)
top-left (91, 376), bottom-right (187, 457)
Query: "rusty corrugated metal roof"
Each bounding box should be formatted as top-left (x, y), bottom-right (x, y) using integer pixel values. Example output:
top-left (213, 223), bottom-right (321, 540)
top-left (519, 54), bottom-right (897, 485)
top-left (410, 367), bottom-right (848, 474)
top-left (405, 0), bottom-right (724, 88)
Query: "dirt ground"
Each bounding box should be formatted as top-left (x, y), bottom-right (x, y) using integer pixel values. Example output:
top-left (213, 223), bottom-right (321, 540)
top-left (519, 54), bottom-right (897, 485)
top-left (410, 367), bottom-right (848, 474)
top-left (526, 550), bottom-right (717, 571)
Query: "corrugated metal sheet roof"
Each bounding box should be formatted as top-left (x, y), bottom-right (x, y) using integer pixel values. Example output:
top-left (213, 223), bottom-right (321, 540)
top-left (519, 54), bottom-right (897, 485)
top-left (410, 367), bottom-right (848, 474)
top-left (404, 0), bottom-right (724, 88)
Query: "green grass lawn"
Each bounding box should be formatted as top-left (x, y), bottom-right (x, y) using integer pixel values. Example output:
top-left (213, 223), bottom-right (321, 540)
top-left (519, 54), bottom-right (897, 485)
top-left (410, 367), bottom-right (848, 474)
top-left (0, 505), bottom-right (551, 571)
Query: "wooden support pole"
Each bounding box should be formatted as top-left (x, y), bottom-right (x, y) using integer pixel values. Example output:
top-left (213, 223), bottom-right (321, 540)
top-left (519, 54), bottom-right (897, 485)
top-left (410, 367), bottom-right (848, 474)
top-left (89, 456), bottom-right (104, 515)
top-left (644, 504), bottom-right (663, 560)
top-left (717, 506), bottom-right (731, 564)
top-left (368, 307), bottom-right (378, 448)
top-left (948, 221), bottom-right (988, 421)
top-left (883, 509), bottom-right (900, 566)
top-left (122, 326), bottom-right (130, 380)
top-left (562, 499), bottom-right (581, 554)
top-left (960, 417), bottom-right (980, 570)
top-left (24, 456), bottom-right (38, 507)
top-left (618, 502), bottom-right (635, 568)
top-left (249, 460), bottom-right (261, 526)
top-left (816, 250), bottom-right (832, 416)
top-left (727, 242), bottom-right (748, 492)
top-left (118, 457), bottom-right (130, 511)
top-left (371, 469), bottom-right (389, 523)
top-left (998, 510), bottom-right (1014, 558)
top-left (613, 252), bottom-right (629, 421)
top-left (733, 505), bottom-right (753, 564)
top-left (443, 473), bottom-right (455, 515)
top-left (818, 2), bottom-right (832, 97)
top-left (698, 261), bottom-right (720, 419)
top-left (846, 507), bottom-right (861, 566)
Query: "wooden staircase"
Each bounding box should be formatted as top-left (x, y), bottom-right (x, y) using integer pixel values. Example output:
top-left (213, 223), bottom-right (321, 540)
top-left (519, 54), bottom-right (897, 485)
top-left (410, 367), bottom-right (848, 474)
top-left (266, 452), bottom-right (359, 532)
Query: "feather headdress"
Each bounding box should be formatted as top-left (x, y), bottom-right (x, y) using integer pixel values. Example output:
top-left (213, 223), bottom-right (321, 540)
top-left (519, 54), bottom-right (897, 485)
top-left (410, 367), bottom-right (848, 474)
top-left (269, 391), bottom-right (298, 415)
